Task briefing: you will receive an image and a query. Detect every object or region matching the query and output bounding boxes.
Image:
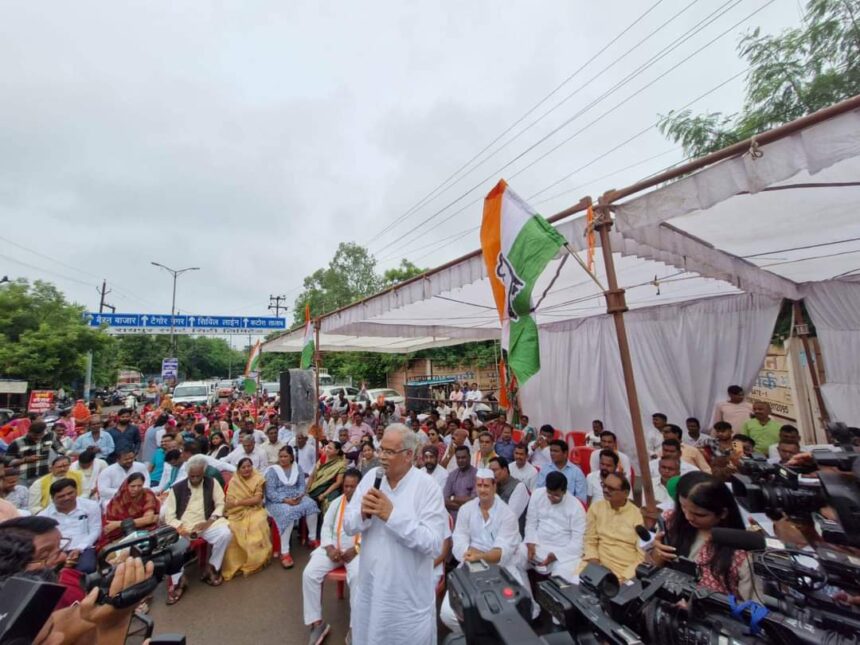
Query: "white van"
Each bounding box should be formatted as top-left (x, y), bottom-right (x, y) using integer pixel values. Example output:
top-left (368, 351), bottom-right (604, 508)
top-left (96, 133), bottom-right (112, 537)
top-left (172, 381), bottom-right (217, 407)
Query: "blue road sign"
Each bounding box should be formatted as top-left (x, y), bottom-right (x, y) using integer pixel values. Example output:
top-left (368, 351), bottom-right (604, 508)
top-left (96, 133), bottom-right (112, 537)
top-left (85, 313), bottom-right (286, 335)
top-left (162, 358), bottom-right (179, 380)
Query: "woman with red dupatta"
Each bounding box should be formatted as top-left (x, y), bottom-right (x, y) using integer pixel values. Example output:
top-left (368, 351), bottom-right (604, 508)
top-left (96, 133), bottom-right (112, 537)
top-left (100, 472), bottom-right (160, 547)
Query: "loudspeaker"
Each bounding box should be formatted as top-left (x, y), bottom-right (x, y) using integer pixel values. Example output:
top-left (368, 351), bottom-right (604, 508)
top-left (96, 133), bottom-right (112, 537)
top-left (280, 369), bottom-right (315, 425)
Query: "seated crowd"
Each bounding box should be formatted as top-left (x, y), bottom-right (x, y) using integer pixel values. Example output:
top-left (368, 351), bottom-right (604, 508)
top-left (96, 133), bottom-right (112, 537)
top-left (0, 382), bottom-right (817, 643)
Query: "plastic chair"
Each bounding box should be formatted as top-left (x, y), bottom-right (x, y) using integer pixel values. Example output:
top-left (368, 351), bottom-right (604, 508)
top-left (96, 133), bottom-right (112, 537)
top-left (570, 431), bottom-right (587, 447)
top-left (189, 537), bottom-right (209, 568)
top-left (325, 565), bottom-right (348, 600)
top-left (268, 516), bottom-right (281, 556)
top-left (571, 446), bottom-right (593, 476)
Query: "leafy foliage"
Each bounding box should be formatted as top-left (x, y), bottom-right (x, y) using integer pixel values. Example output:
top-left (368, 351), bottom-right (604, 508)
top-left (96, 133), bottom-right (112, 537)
top-left (659, 0), bottom-right (860, 157)
top-left (113, 335), bottom-right (245, 382)
top-left (0, 280), bottom-right (109, 388)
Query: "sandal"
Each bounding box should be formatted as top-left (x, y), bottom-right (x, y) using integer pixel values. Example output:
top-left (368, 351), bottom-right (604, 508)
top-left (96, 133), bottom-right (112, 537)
top-left (166, 578), bottom-right (187, 605)
top-left (201, 571), bottom-right (224, 586)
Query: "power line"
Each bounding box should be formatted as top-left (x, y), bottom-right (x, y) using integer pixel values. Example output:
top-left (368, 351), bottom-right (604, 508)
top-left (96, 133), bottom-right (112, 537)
top-left (362, 0), bottom-right (672, 249)
top-left (0, 252), bottom-right (97, 288)
top-left (374, 0), bottom-right (763, 256)
top-left (368, 0), bottom-right (734, 253)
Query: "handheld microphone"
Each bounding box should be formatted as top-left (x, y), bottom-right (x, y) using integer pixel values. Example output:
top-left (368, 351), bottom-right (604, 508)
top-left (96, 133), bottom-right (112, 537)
top-left (373, 471), bottom-right (383, 490)
top-left (634, 524), bottom-right (655, 549)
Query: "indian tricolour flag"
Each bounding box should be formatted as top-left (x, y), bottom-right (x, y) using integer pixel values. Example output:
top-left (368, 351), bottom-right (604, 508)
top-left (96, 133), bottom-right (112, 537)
top-left (245, 340), bottom-right (262, 377)
top-left (481, 179), bottom-right (566, 385)
top-left (300, 303), bottom-right (314, 369)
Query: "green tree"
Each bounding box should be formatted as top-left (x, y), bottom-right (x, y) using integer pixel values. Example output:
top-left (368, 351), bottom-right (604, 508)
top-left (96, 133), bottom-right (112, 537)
top-left (659, 0), bottom-right (860, 157)
top-left (114, 335), bottom-right (245, 381)
top-left (381, 259), bottom-right (425, 287)
top-left (0, 279), bottom-right (110, 389)
top-left (293, 243), bottom-right (382, 324)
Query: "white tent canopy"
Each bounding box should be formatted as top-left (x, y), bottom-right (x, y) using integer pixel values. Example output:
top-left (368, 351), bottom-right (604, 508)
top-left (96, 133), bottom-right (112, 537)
top-left (264, 99), bottom-right (860, 439)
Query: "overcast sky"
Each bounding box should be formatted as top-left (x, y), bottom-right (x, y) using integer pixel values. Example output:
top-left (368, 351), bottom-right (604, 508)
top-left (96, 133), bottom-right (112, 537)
top-left (0, 1), bottom-right (802, 334)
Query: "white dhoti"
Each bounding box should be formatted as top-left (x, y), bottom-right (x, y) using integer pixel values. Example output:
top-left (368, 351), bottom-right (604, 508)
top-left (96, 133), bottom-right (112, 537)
top-left (301, 548), bottom-right (360, 625)
top-left (170, 521), bottom-right (232, 584)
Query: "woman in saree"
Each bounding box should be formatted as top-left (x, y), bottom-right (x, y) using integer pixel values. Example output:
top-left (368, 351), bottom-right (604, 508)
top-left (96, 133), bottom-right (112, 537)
top-left (101, 472), bottom-right (160, 547)
top-left (306, 441), bottom-right (346, 517)
top-left (265, 446), bottom-right (319, 568)
top-left (221, 457), bottom-right (271, 581)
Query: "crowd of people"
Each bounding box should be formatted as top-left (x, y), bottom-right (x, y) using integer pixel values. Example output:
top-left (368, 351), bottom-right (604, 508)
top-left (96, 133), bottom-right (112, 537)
top-left (0, 381), bottom-right (832, 644)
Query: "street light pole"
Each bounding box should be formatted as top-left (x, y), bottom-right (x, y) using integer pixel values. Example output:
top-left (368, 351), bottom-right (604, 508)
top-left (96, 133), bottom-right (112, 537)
top-left (151, 262), bottom-right (200, 357)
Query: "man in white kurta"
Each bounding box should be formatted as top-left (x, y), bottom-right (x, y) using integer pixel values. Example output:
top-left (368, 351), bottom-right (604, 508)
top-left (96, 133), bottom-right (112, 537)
top-left (509, 444), bottom-right (539, 493)
top-left (97, 449), bottom-right (150, 505)
top-left (302, 468), bottom-right (362, 642)
top-left (524, 470), bottom-right (586, 583)
top-left (439, 469), bottom-right (525, 634)
top-left (343, 424), bottom-right (447, 645)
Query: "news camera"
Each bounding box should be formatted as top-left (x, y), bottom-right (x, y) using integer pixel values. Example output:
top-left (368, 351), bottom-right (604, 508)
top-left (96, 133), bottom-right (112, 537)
top-left (730, 424), bottom-right (860, 548)
top-left (83, 525), bottom-right (192, 609)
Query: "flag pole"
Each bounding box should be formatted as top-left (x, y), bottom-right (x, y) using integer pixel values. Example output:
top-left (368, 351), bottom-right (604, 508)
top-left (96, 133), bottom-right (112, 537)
top-left (313, 317), bottom-right (321, 462)
top-left (592, 194), bottom-right (658, 520)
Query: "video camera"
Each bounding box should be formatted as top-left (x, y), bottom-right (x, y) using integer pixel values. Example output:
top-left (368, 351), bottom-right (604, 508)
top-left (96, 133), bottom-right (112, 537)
top-left (83, 525), bottom-right (192, 609)
top-left (448, 558), bottom-right (860, 645)
top-left (731, 423), bottom-right (860, 547)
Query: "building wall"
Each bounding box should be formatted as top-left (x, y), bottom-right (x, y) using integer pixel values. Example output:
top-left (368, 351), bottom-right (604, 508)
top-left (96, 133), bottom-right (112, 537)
top-left (386, 359), bottom-right (500, 396)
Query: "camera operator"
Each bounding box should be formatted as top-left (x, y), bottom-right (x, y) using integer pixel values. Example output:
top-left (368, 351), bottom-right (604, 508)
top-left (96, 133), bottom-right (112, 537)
top-left (653, 472), bottom-right (759, 599)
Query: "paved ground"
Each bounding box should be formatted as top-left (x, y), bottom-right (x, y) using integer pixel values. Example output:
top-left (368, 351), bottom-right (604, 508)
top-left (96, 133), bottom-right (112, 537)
top-left (148, 544), bottom-right (351, 645)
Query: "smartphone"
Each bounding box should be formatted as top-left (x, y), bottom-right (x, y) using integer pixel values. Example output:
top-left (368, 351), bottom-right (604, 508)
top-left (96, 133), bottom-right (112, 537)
top-left (466, 560), bottom-right (489, 573)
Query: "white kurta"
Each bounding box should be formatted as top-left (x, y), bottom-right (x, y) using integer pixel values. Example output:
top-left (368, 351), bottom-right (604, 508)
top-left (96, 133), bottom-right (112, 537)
top-left (344, 466), bottom-right (447, 645)
top-left (421, 465), bottom-right (448, 490)
top-left (509, 461), bottom-right (538, 493)
top-left (451, 496), bottom-right (521, 570)
top-left (524, 488), bottom-right (586, 579)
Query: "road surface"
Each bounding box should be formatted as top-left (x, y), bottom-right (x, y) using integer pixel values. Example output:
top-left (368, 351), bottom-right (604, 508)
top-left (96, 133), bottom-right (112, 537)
top-left (148, 544), bottom-right (351, 644)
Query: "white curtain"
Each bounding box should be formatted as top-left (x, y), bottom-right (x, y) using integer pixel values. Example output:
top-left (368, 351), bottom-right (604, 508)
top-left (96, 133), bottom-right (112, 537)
top-left (520, 293), bottom-right (782, 463)
top-left (802, 280), bottom-right (860, 425)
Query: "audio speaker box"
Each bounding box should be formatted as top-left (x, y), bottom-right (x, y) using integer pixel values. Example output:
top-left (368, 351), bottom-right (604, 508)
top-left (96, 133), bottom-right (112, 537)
top-left (280, 369), bottom-right (315, 425)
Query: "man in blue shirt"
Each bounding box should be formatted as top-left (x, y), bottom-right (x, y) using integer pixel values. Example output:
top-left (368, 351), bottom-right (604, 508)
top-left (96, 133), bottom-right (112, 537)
top-left (150, 432), bottom-right (177, 485)
top-left (494, 423), bottom-right (516, 462)
top-left (70, 415), bottom-right (115, 461)
top-left (534, 439), bottom-right (587, 502)
top-left (106, 408), bottom-right (141, 463)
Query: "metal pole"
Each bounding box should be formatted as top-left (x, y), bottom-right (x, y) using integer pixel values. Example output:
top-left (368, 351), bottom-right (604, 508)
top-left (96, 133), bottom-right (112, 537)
top-left (792, 301), bottom-right (830, 431)
top-left (170, 272), bottom-right (177, 356)
top-left (314, 318), bottom-right (321, 463)
top-left (593, 195), bottom-right (658, 519)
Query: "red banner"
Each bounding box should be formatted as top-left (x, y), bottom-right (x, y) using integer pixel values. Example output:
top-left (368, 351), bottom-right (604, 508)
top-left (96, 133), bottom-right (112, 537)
top-left (27, 390), bottom-right (54, 414)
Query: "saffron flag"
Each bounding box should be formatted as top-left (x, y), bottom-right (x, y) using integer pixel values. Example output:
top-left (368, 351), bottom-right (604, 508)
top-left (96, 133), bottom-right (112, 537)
top-left (245, 340), bottom-right (262, 377)
top-left (481, 180), bottom-right (566, 385)
top-left (300, 303), bottom-right (314, 369)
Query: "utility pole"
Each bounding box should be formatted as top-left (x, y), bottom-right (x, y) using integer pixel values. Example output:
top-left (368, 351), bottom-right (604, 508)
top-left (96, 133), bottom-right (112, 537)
top-left (268, 294), bottom-right (287, 318)
top-left (151, 262), bottom-right (199, 356)
top-left (98, 280), bottom-right (114, 314)
top-left (86, 280), bottom-right (114, 403)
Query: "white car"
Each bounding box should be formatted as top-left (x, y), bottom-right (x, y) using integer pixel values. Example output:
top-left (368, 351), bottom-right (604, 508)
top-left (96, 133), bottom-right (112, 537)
top-left (366, 388), bottom-right (405, 406)
top-left (319, 385), bottom-right (359, 403)
top-left (171, 381), bottom-right (218, 407)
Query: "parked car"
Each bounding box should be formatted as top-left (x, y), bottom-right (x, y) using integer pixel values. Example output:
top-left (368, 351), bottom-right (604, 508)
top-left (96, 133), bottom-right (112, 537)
top-left (171, 381), bottom-right (218, 407)
top-left (216, 379), bottom-right (235, 398)
top-left (261, 381), bottom-right (280, 401)
top-left (319, 385), bottom-right (359, 404)
top-left (365, 388), bottom-right (405, 406)
top-left (116, 382), bottom-right (144, 401)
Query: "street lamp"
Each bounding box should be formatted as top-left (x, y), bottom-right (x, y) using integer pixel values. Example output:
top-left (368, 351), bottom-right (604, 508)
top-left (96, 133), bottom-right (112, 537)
top-left (151, 262), bottom-right (199, 356)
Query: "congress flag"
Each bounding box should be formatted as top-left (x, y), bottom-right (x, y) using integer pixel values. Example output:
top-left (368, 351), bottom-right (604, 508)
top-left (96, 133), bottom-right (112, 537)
top-left (481, 180), bottom-right (566, 385)
top-left (300, 304), bottom-right (314, 369)
top-left (245, 340), bottom-right (262, 377)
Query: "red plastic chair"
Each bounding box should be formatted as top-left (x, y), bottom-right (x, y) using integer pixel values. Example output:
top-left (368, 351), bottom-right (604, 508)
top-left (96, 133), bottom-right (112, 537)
top-left (190, 537), bottom-right (209, 568)
top-left (569, 431), bottom-right (587, 447)
top-left (268, 516), bottom-right (281, 556)
top-left (325, 565), bottom-right (348, 600)
top-left (512, 429), bottom-right (523, 443)
top-left (570, 446), bottom-right (593, 476)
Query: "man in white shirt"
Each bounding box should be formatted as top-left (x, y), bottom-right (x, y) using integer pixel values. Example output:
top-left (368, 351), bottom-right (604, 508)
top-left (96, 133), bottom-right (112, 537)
top-left (69, 449), bottom-right (108, 500)
top-left (587, 450), bottom-right (626, 505)
top-left (524, 471), bottom-right (587, 583)
top-left (465, 383), bottom-right (482, 402)
top-left (654, 455), bottom-right (681, 508)
top-left (712, 385), bottom-right (754, 433)
top-left (509, 444), bottom-right (538, 493)
top-left (441, 428), bottom-right (473, 472)
top-left (231, 419), bottom-right (267, 448)
top-left (420, 446), bottom-right (448, 490)
top-left (97, 449), bottom-right (151, 504)
top-left (223, 434), bottom-right (268, 471)
top-left (278, 421), bottom-right (295, 446)
top-left (439, 468), bottom-right (525, 634)
top-left (649, 440), bottom-right (697, 479)
top-left (39, 477), bottom-right (102, 573)
top-left (528, 425), bottom-right (555, 469)
top-left (588, 431), bottom-right (632, 476)
top-left (302, 468), bottom-right (362, 644)
top-left (261, 426), bottom-right (285, 467)
top-left (648, 414), bottom-right (668, 458)
top-left (289, 433), bottom-right (317, 479)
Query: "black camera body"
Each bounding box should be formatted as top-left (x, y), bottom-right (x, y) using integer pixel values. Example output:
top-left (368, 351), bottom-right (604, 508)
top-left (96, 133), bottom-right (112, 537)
top-left (83, 526), bottom-right (192, 609)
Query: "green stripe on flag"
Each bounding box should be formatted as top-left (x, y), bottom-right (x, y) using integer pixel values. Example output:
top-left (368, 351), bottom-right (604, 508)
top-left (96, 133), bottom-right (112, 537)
top-left (300, 339), bottom-right (314, 369)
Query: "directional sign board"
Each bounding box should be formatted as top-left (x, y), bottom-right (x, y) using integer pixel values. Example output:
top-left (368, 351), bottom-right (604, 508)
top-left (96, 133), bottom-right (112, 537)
top-left (161, 358), bottom-right (179, 380)
top-left (85, 313), bottom-right (287, 335)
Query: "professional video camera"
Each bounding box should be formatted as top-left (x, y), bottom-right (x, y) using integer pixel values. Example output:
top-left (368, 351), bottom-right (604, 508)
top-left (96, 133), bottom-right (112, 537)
top-left (731, 423), bottom-right (860, 547)
top-left (83, 525), bottom-right (192, 608)
top-left (448, 557), bottom-right (860, 645)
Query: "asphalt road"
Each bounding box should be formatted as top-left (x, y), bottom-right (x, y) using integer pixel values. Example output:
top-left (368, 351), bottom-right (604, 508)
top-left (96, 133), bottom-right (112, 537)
top-left (148, 544), bottom-right (351, 645)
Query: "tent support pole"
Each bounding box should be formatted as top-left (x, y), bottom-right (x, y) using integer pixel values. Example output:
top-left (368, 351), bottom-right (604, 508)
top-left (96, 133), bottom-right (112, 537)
top-left (792, 301), bottom-right (830, 433)
top-left (593, 195), bottom-right (659, 520)
top-left (314, 318), bottom-right (321, 461)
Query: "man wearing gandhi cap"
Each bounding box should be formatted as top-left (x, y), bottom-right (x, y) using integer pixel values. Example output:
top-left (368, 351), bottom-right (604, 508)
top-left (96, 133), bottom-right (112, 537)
top-left (439, 468), bottom-right (532, 634)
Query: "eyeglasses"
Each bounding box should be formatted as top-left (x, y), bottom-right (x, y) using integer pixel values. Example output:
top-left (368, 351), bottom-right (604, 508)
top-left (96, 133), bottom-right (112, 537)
top-left (379, 448), bottom-right (410, 458)
top-left (601, 483), bottom-right (623, 493)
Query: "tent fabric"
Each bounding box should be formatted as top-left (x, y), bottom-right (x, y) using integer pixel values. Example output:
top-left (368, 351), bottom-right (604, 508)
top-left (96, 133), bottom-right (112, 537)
top-left (802, 279), bottom-right (860, 424)
top-left (519, 293), bottom-right (783, 462)
top-left (614, 108), bottom-right (860, 286)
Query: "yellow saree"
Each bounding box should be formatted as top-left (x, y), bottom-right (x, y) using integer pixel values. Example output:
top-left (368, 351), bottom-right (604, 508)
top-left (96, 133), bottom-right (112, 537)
top-left (221, 470), bottom-right (271, 581)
